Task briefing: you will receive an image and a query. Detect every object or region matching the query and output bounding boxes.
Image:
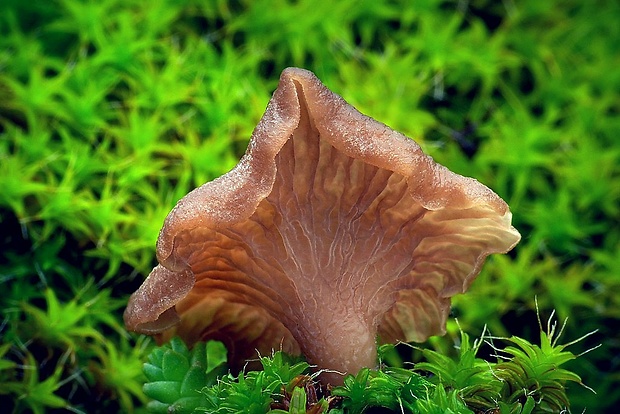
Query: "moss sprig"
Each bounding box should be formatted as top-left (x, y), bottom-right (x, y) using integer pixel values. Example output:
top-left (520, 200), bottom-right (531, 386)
top-left (490, 309), bottom-right (598, 413)
top-left (199, 351), bottom-right (324, 414)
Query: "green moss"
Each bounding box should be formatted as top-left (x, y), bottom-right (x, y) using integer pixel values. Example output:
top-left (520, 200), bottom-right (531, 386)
top-left (1, 0), bottom-right (618, 412)
top-left (144, 320), bottom-right (590, 413)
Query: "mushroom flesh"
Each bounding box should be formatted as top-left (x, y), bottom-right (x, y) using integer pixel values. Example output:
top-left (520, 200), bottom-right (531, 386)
top-left (124, 67), bottom-right (521, 385)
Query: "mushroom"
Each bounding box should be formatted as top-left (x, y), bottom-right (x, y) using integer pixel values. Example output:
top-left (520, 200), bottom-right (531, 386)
top-left (124, 68), bottom-right (520, 385)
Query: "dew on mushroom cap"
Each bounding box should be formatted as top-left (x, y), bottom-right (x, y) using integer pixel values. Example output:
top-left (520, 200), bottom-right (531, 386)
top-left (124, 67), bottom-right (521, 385)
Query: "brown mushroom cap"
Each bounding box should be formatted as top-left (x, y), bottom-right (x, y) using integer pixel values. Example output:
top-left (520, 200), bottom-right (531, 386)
top-left (124, 67), bottom-right (521, 385)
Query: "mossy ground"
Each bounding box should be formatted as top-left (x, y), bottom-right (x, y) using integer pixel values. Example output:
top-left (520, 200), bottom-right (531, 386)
top-left (1, 0), bottom-right (618, 413)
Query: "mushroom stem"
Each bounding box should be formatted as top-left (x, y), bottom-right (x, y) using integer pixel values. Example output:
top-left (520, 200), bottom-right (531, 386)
top-left (287, 302), bottom-right (378, 385)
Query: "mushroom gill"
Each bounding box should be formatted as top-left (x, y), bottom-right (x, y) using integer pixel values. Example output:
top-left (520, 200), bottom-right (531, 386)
top-left (124, 67), bottom-right (521, 385)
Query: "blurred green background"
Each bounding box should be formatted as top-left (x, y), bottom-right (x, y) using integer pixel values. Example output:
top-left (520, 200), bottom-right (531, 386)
top-left (1, 0), bottom-right (618, 412)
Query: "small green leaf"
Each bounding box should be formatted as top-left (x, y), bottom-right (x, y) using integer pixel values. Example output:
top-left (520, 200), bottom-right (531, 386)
top-left (288, 386), bottom-right (307, 414)
top-left (162, 350), bottom-right (190, 382)
top-left (143, 363), bottom-right (164, 382)
top-left (143, 381), bottom-right (182, 404)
